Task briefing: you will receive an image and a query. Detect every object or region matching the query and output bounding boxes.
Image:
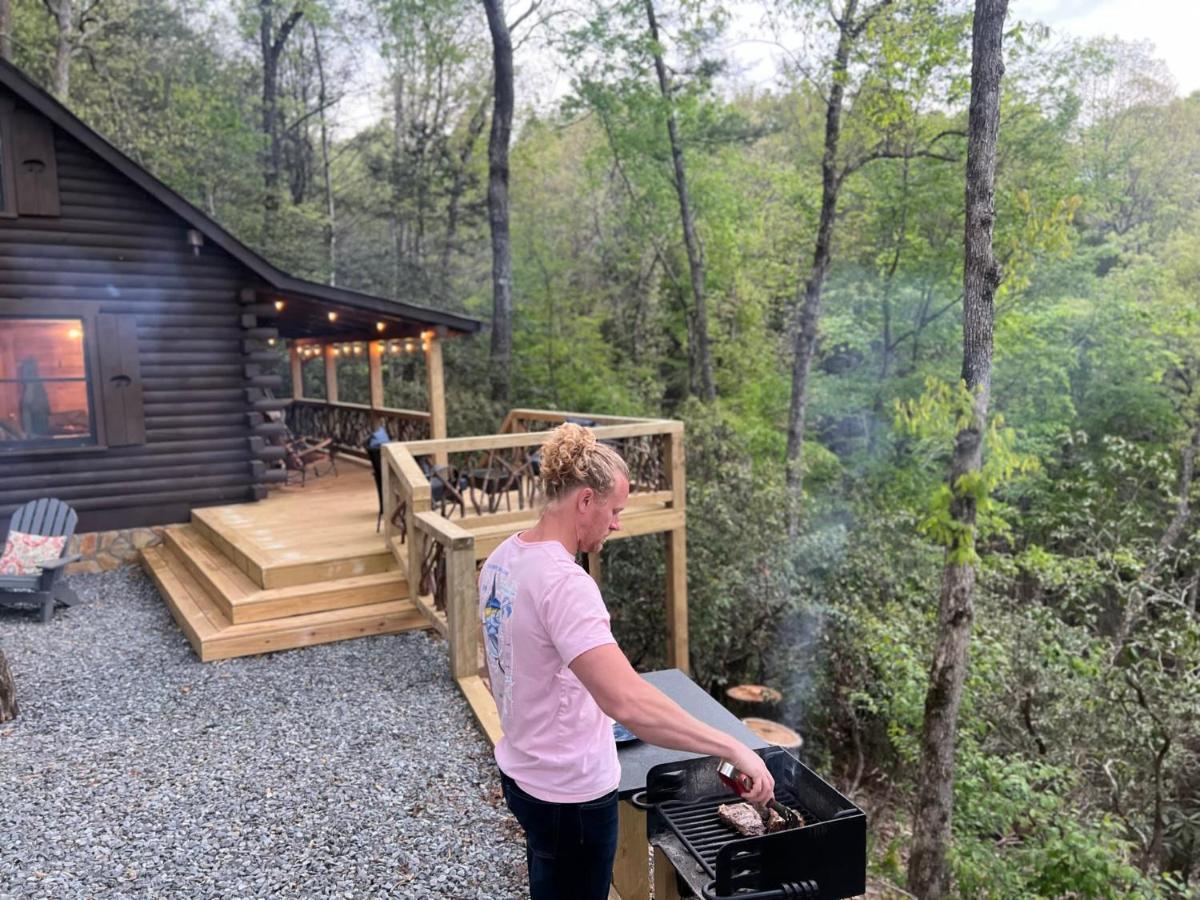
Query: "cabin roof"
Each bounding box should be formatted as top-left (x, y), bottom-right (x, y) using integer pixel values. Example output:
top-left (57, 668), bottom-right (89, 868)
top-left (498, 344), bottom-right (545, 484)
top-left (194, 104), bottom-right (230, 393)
top-left (0, 58), bottom-right (482, 337)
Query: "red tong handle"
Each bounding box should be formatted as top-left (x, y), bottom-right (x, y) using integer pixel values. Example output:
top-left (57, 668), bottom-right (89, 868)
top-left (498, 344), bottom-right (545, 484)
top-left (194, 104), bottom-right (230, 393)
top-left (717, 760), bottom-right (753, 795)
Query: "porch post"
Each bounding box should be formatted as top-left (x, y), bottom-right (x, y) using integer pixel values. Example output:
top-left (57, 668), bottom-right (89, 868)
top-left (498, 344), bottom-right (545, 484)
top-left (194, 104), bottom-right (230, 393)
top-left (324, 342), bottom-right (339, 404)
top-left (289, 344), bottom-right (303, 399)
top-left (424, 329), bottom-right (448, 467)
top-left (369, 339), bottom-right (385, 418)
top-left (664, 428), bottom-right (689, 672)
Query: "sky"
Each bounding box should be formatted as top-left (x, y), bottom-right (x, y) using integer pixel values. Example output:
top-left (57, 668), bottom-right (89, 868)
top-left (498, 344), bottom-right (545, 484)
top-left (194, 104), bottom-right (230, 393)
top-left (335, 0), bottom-right (1199, 139)
top-left (1017, 0), bottom-right (1200, 95)
top-left (715, 0), bottom-right (1200, 97)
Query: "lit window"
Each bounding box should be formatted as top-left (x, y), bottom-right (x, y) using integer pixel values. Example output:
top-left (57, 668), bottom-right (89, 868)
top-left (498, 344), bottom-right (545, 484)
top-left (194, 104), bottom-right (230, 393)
top-left (0, 318), bottom-right (95, 447)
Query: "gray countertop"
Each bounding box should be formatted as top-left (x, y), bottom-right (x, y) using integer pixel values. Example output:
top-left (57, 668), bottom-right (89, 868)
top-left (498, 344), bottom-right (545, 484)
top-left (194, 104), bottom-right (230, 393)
top-left (616, 668), bottom-right (769, 799)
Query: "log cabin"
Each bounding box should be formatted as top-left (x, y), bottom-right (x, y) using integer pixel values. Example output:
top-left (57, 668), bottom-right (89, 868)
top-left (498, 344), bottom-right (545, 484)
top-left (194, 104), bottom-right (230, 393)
top-left (0, 57), bottom-right (480, 541)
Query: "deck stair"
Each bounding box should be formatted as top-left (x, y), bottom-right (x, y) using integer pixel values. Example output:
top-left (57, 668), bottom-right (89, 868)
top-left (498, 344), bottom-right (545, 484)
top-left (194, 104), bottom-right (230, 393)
top-left (141, 467), bottom-right (425, 661)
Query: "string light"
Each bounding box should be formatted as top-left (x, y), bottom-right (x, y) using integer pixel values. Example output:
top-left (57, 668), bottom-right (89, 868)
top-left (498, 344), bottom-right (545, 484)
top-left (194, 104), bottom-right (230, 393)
top-left (267, 338), bottom-right (276, 346)
top-left (376, 322), bottom-right (386, 332)
top-left (328, 311), bottom-right (338, 322)
top-left (274, 300), bottom-right (285, 311)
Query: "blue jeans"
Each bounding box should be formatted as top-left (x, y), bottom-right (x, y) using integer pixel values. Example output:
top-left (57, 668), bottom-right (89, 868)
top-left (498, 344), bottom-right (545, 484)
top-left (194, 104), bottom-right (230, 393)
top-left (500, 772), bottom-right (619, 900)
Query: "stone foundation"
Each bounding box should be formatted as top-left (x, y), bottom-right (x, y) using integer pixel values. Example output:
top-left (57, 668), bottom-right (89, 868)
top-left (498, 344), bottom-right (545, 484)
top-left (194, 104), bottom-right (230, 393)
top-left (65, 527), bottom-right (165, 574)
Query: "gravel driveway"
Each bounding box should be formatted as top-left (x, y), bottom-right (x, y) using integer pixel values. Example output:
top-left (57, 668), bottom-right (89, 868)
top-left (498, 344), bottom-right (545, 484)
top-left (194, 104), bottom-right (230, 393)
top-left (0, 568), bottom-right (529, 899)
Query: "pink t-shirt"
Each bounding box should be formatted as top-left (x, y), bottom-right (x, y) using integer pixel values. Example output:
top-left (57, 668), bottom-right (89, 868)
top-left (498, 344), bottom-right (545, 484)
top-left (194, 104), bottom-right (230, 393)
top-left (479, 532), bottom-right (619, 803)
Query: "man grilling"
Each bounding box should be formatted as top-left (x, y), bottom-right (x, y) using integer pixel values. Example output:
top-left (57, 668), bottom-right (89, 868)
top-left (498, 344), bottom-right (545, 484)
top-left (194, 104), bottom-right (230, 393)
top-left (479, 422), bottom-right (774, 900)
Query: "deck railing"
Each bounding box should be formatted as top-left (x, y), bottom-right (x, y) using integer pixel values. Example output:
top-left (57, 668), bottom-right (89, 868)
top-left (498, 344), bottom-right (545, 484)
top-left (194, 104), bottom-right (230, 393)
top-left (381, 410), bottom-right (685, 680)
top-left (287, 399), bottom-right (430, 458)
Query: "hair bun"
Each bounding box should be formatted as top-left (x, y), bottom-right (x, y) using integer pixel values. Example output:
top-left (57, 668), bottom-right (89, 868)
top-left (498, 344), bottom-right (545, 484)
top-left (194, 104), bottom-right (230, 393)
top-left (539, 422), bottom-right (627, 500)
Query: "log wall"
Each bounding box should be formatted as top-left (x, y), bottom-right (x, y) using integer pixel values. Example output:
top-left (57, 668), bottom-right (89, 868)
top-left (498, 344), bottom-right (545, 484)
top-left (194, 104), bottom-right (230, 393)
top-left (0, 89), bottom-right (264, 533)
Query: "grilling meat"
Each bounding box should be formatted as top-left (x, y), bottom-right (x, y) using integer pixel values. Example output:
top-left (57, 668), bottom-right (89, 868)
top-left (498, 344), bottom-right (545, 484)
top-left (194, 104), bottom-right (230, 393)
top-left (717, 802), bottom-right (766, 837)
top-left (717, 802), bottom-right (805, 837)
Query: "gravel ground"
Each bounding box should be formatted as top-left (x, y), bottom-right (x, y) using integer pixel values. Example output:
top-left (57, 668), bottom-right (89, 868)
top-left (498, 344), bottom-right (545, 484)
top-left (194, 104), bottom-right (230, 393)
top-left (0, 568), bottom-right (529, 899)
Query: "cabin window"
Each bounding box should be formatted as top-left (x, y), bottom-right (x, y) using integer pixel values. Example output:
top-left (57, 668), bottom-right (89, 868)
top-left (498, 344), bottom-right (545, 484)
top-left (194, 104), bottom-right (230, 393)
top-left (0, 318), bottom-right (96, 447)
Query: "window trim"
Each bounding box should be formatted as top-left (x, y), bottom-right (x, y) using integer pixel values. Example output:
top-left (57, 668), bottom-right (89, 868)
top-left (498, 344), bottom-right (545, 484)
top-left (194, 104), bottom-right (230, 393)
top-left (0, 300), bottom-right (107, 456)
top-left (0, 97), bottom-right (16, 219)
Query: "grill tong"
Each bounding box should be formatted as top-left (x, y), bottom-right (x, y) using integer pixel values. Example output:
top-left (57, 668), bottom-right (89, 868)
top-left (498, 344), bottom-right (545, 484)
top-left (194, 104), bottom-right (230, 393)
top-left (717, 760), bottom-right (804, 828)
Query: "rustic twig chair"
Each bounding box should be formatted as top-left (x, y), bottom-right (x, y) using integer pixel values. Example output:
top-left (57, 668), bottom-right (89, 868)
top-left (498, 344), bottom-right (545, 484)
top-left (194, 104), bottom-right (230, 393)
top-left (0, 498), bottom-right (80, 623)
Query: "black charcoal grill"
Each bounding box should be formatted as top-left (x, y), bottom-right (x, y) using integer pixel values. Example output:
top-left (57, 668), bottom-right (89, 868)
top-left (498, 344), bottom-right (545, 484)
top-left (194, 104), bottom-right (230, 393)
top-left (633, 747), bottom-right (866, 899)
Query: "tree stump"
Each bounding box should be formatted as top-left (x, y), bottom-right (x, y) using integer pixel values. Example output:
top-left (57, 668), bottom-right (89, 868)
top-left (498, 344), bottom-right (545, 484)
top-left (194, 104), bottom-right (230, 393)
top-left (0, 648), bottom-right (17, 723)
top-left (725, 684), bottom-right (782, 720)
top-left (742, 717), bottom-right (802, 753)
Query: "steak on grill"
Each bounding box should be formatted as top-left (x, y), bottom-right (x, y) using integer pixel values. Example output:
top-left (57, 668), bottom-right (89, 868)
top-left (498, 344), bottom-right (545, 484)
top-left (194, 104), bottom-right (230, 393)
top-left (717, 802), bottom-right (766, 837)
top-left (717, 801), bottom-right (805, 837)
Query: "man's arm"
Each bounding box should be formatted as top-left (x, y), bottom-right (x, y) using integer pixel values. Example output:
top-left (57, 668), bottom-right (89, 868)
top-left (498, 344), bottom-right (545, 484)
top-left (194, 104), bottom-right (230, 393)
top-left (570, 643), bottom-right (775, 805)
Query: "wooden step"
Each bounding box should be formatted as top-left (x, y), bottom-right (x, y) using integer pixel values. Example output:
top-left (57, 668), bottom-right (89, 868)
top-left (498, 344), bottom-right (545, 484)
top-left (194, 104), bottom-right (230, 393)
top-left (191, 507), bottom-right (397, 590)
top-left (142, 544), bottom-right (428, 662)
top-left (164, 525), bottom-right (409, 624)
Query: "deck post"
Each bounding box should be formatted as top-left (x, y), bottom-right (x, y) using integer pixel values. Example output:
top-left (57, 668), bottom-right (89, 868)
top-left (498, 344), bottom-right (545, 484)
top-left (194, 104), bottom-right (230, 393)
top-left (289, 344), bottom-right (303, 399)
top-left (447, 541), bottom-right (478, 680)
top-left (424, 329), bottom-right (448, 467)
top-left (369, 339), bottom-right (385, 422)
top-left (586, 550), bottom-right (602, 588)
top-left (664, 430), bottom-right (688, 672)
top-left (324, 342), bottom-right (339, 404)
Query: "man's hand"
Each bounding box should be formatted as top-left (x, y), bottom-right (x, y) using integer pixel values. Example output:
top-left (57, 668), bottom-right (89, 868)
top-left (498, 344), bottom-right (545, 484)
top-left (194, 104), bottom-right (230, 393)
top-left (725, 743), bottom-right (775, 806)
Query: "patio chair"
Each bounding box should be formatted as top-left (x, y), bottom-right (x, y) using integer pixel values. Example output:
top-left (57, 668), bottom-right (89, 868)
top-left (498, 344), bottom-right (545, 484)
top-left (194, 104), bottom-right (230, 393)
top-left (282, 434), bottom-right (337, 485)
top-left (265, 410), bottom-right (337, 486)
top-left (0, 498), bottom-right (80, 623)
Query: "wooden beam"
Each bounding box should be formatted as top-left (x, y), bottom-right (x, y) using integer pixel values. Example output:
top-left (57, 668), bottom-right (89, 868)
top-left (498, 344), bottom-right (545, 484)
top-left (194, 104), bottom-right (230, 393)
top-left (587, 550), bottom-right (602, 589)
top-left (665, 526), bottom-right (689, 674)
top-left (446, 540), bottom-right (478, 680)
top-left (424, 332), bottom-right (448, 467)
top-left (289, 344), bottom-right (303, 399)
top-left (613, 802), bottom-right (650, 900)
top-left (369, 339), bottom-right (384, 411)
top-left (457, 674), bottom-right (503, 746)
top-left (324, 343), bottom-right (339, 404)
top-left (666, 429), bottom-right (686, 511)
top-left (400, 421), bottom-right (682, 458)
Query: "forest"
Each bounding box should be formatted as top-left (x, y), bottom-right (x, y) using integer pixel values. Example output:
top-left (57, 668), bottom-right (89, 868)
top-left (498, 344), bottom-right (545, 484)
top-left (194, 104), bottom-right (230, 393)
top-left (3, 0), bottom-right (1199, 895)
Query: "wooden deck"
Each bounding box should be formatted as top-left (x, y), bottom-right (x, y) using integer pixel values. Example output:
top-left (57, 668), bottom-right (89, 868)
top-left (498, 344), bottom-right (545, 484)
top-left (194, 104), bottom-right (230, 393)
top-left (144, 411), bottom-right (688, 666)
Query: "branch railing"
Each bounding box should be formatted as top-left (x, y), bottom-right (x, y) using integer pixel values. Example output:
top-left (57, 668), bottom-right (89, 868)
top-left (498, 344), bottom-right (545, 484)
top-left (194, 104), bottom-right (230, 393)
top-left (382, 411), bottom-right (685, 680)
top-left (287, 399), bottom-right (430, 458)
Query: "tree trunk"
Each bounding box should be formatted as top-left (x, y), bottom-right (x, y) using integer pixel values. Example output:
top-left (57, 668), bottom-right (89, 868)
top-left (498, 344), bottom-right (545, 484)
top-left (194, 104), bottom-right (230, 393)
top-left (0, 0), bottom-right (12, 62)
top-left (644, 0), bottom-right (715, 403)
top-left (0, 648), bottom-right (17, 723)
top-left (440, 95), bottom-right (490, 295)
top-left (312, 23), bottom-right (336, 286)
top-left (785, 0), bottom-right (857, 533)
top-left (52, 0), bottom-right (73, 100)
top-left (907, 2), bottom-right (1008, 897)
top-left (483, 0), bottom-right (514, 405)
top-left (259, 1), bottom-right (303, 255)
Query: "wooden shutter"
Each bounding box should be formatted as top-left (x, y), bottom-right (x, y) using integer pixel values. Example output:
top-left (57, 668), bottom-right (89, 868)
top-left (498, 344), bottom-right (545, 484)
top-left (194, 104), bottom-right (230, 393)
top-left (12, 111), bottom-right (60, 217)
top-left (96, 314), bottom-right (145, 446)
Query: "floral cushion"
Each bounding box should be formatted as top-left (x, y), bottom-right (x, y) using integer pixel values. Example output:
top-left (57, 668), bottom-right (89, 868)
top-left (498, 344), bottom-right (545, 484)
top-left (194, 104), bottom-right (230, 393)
top-left (0, 531), bottom-right (67, 577)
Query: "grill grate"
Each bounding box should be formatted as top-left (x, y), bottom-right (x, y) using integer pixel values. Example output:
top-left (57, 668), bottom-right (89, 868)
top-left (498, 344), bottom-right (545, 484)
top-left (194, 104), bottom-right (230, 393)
top-left (656, 790), bottom-right (817, 879)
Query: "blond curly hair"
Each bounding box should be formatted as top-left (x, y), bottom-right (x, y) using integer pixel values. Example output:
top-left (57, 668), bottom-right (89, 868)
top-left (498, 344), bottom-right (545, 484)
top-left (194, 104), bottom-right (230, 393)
top-left (539, 423), bottom-right (629, 501)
